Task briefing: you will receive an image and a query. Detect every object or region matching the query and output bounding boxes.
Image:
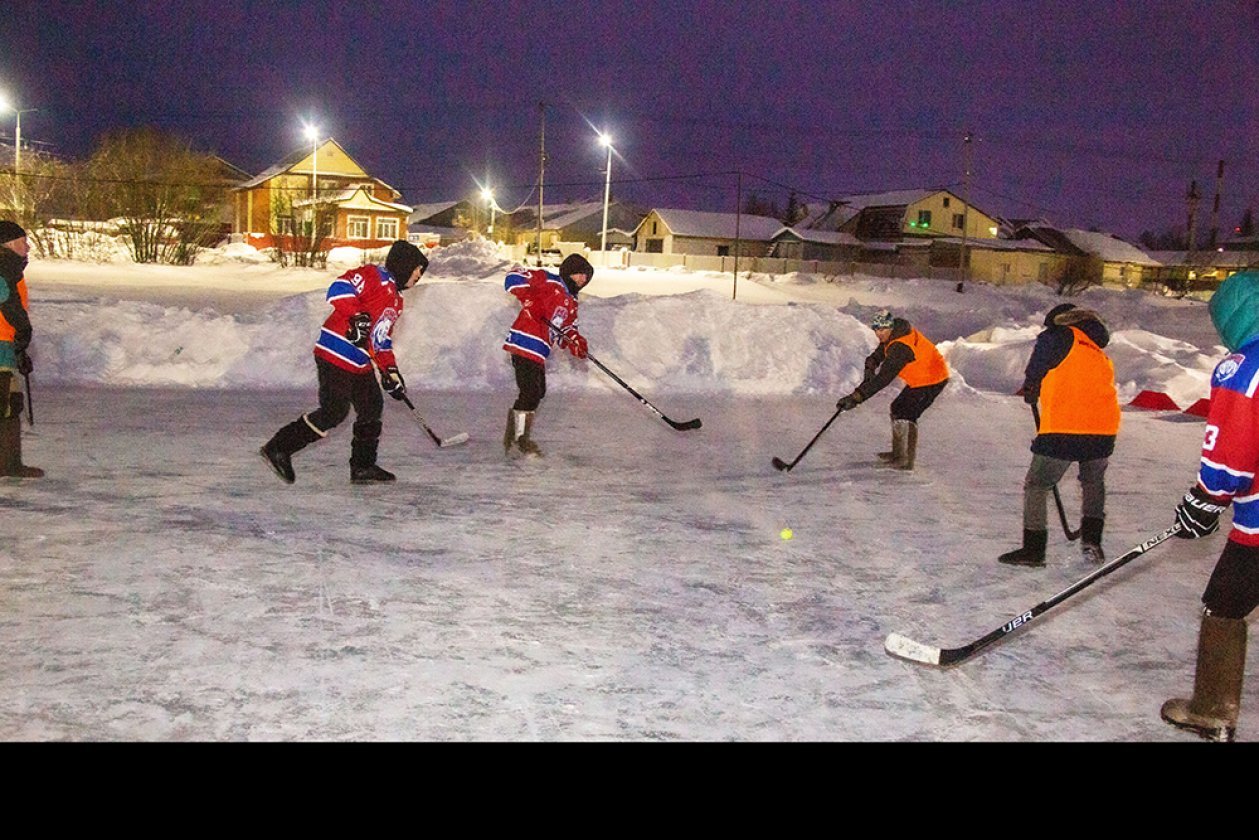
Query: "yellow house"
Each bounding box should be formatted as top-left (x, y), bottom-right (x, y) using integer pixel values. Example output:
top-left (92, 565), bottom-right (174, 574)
top-left (809, 188), bottom-right (1000, 242)
top-left (232, 138), bottom-right (411, 248)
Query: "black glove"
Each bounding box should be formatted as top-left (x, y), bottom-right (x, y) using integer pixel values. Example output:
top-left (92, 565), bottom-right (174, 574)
top-left (836, 392), bottom-right (863, 412)
top-left (1175, 487), bottom-right (1226, 539)
top-left (15, 351), bottom-right (32, 376)
top-left (345, 313), bottom-right (371, 348)
top-left (380, 365), bottom-right (407, 401)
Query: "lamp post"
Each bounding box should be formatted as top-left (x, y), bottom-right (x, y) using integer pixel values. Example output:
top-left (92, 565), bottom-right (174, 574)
top-left (481, 187), bottom-right (495, 238)
top-left (303, 123), bottom-right (319, 200)
top-left (598, 132), bottom-right (614, 260)
top-left (0, 95), bottom-right (36, 175)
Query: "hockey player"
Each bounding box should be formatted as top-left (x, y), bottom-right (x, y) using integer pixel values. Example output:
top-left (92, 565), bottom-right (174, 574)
top-left (1161, 269), bottom-right (1259, 742)
top-left (834, 310), bottom-right (949, 471)
top-left (501, 253), bottom-right (593, 457)
top-left (0, 220), bottom-right (42, 478)
top-left (999, 303), bottom-right (1120, 567)
top-left (260, 240), bottom-right (427, 484)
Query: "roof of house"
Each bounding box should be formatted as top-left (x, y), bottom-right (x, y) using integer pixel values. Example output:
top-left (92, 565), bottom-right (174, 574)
top-left (294, 185), bottom-right (412, 214)
top-left (1059, 228), bottom-right (1161, 265)
top-left (233, 138), bottom-right (398, 195)
top-left (639, 208), bottom-right (783, 240)
top-left (772, 227), bottom-right (863, 246)
top-left (408, 201), bottom-right (464, 223)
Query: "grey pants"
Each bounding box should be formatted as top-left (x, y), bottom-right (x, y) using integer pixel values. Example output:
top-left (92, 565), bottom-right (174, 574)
top-left (1023, 453), bottom-right (1108, 530)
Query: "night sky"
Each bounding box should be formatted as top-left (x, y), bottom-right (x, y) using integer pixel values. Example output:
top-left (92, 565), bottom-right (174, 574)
top-left (4, 0), bottom-right (1257, 239)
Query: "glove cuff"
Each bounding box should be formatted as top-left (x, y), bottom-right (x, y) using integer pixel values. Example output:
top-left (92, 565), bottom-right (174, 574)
top-left (1185, 487), bottom-right (1227, 513)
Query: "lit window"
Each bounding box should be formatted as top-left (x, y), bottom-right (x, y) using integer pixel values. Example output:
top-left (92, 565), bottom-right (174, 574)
top-left (916, 210), bottom-right (932, 228)
top-left (347, 216), bottom-right (370, 238)
top-left (376, 218), bottom-right (399, 239)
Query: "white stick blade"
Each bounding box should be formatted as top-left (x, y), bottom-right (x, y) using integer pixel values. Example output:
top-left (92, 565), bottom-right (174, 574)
top-left (884, 633), bottom-right (942, 665)
top-left (439, 432), bottom-right (470, 448)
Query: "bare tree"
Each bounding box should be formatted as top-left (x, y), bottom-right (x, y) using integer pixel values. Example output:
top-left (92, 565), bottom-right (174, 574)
top-left (269, 188), bottom-right (335, 269)
top-left (83, 127), bottom-right (230, 264)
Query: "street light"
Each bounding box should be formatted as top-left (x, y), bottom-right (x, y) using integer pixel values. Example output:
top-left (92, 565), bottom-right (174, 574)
top-left (0, 94), bottom-right (37, 175)
top-left (481, 187), bottom-right (495, 237)
top-left (302, 123), bottom-right (319, 200)
top-left (598, 131), bottom-right (614, 259)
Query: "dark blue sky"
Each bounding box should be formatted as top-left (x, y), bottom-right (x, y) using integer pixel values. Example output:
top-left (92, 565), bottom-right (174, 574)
top-left (4, 0), bottom-right (1257, 239)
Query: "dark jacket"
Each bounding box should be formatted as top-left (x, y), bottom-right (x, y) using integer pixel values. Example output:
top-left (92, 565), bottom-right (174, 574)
top-left (0, 246), bottom-right (32, 353)
top-left (1023, 305), bottom-right (1116, 461)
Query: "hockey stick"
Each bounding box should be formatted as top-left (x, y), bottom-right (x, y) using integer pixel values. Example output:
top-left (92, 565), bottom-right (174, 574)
top-left (772, 407), bottom-right (843, 472)
top-left (399, 393), bottom-right (469, 448)
top-left (586, 351), bottom-right (702, 431)
top-left (884, 524), bottom-right (1181, 666)
top-left (1031, 404), bottom-right (1082, 541)
top-left (22, 370), bottom-right (32, 425)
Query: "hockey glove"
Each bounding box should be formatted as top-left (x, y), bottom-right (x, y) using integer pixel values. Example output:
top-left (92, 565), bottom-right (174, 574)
top-left (379, 365), bottom-right (407, 401)
top-left (562, 329), bottom-right (588, 359)
top-left (15, 351), bottom-right (32, 376)
top-left (345, 313), bottom-right (372, 348)
top-left (836, 392), bottom-right (864, 412)
top-left (1175, 486), bottom-right (1226, 539)
top-left (1022, 384), bottom-right (1039, 405)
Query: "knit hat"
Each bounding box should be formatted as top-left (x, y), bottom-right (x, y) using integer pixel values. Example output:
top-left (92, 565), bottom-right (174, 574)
top-left (0, 220), bottom-right (27, 245)
top-left (1044, 302), bottom-right (1076, 326)
top-left (559, 253), bottom-right (594, 285)
top-left (385, 240), bottom-right (427, 289)
top-left (869, 310), bottom-right (895, 330)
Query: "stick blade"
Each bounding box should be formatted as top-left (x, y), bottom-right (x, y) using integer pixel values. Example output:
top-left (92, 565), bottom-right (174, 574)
top-left (438, 432), bottom-right (470, 448)
top-left (884, 632), bottom-right (942, 666)
top-left (771, 457), bottom-right (791, 472)
top-left (668, 417), bottom-right (702, 431)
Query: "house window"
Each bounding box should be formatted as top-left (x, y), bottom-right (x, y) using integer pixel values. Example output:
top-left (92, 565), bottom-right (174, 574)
top-left (645, 238), bottom-right (663, 253)
top-left (652, 222), bottom-right (658, 235)
top-left (716, 245), bottom-right (730, 257)
top-left (376, 217), bottom-right (399, 239)
top-left (347, 216), bottom-right (370, 238)
top-left (953, 213), bottom-right (965, 230)
top-left (943, 197), bottom-right (951, 207)
top-left (916, 210), bottom-right (932, 228)
top-left (1038, 263), bottom-right (1049, 281)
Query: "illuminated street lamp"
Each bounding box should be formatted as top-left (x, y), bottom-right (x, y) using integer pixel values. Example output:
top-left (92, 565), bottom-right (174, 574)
top-left (303, 122), bottom-right (319, 199)
top-left (481, 187), bottom-right (496, 237)
top-left (597, 131), bottom-right (614, 258)
top-left (0, 94), bottom-right (37, 174)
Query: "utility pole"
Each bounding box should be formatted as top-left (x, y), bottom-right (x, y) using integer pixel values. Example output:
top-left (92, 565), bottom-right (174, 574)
top-left (1209, 159), bottom-right (1225, 250)
top-left (733, 171), bottom-right (742, 301)
top-left (957, 129), bottom-right (972, 293)
top-left (537, 102), bottom-right (547, 267)
top-left (1186, 178), bottom-right (1202, 288)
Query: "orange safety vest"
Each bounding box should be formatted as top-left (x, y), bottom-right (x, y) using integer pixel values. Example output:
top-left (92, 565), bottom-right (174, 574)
top-left (1038, 326), bottom-right (1120, 436)
top-left (0, 276), bottom-right (28, 342)
top-left (889, 328), bottom-right (949, 388)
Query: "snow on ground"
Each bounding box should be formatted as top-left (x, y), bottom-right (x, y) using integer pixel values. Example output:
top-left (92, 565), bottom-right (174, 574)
top-left (1, 239), bottom-right (1247, 741)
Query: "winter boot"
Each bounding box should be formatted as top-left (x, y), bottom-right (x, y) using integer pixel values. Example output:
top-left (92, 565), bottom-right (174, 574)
top-left (0, 413), bottom-right (44, 478)
top-left (350, 438), bottom-right (396, 483)
top-left (1161, 612), bottom-right (1248, 742)
top-left (998, 529), bottom-right (1048, 567)
top-left (1081, 516), bottom-right (1105, 564)
top-left (877, 419), bottom-right (897, 462)
top-left (503, 408), bottom-right (517, 453)
top-left (511, 409), bottom-right (542, 458)
top-left (884, 419), bottom-right (916, 470)
top-left (260, 415), bottom-right (322, 484)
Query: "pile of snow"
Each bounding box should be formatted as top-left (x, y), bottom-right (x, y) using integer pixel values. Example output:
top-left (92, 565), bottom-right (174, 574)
top-left (21, 256), bottom-right (1224, 410)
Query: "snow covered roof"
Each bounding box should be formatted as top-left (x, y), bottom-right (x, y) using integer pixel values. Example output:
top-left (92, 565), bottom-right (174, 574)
top-left (543, 201), bottom-right (608, 230)
top-left (773, 227), bottom-right (862, 246)
top-left (935, 236), bottom-right (1056, 253)
top-left (408, 201), bottom-right (463, 223)
top-left (294, 185), bottom-right (412, 214)
top-left (1060, 228), bottom-right (1161, 265)
top-left (643, 208), bottom-right (783, 241)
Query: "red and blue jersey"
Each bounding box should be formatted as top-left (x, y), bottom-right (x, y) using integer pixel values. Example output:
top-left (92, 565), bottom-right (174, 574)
top-left (502, 267), bottom-right (579, 364)
top-left (313, 264), bottom-right (404, 373)
top-left (1196, 335), bottom-right (1259, 545)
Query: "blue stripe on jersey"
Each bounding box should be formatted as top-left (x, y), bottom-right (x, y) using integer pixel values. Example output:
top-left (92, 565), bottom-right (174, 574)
top-left (504, 271), bottom-right (530, 292)
top-left (316, 329), bottom-right (370, 367)
top-left (506, 329), bottom-right (550, 361)
top-left (326, 279), bottom-right (358, 302)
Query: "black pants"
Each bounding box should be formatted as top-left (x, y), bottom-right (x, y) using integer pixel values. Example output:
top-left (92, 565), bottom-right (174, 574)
top-left (1203, 540), bottom-right (1259, 619)
top-left (511, 354), bottom-right (546, 411)
top-left (270, 358), bottom-right (383, 465)
top-left (890, 380), bottom-right (947, 421)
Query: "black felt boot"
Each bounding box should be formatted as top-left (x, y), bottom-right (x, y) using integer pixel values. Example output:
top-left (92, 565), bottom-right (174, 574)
top-left (998, 529), bottom-right (1048, 567)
